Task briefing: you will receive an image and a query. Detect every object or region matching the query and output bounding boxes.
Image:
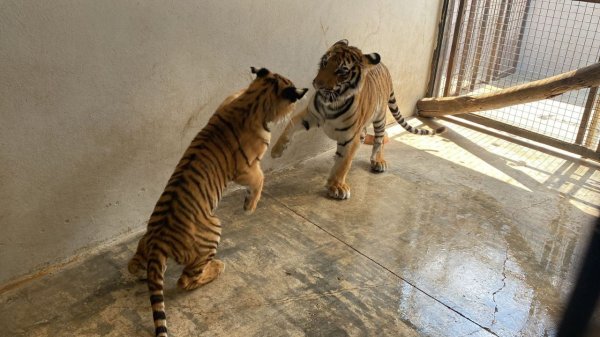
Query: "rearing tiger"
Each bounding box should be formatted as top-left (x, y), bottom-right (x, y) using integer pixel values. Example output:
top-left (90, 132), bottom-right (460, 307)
top-left (271, 39), bottom-right (444, 200)
top-left (128, 67), bottom-right (307, 337)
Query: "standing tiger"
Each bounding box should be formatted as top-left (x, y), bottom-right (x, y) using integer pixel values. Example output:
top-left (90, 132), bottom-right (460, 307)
top-left (271, 39), bottom-right (445, 199)
top-left (128, 67), bottom-right (308, 337)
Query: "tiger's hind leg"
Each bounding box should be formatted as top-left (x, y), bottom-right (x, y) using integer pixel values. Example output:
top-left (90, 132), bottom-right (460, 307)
top-left (178, 217), bottom-right (224, 290)
top-left (177, 258), bottom-right (225, 291)
top-left (128, 234), bottom-right (149, 278)
top-left (370, 114), bottom-right (387, 173)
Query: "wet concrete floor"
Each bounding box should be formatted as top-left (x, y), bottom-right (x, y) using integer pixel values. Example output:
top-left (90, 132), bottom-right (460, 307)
top-left (1, 120), bottom-right (599, 337)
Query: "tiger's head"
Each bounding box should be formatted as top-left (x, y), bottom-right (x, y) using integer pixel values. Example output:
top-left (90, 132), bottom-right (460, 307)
top-left (249, 67), bottom-right (308, 123)
top-left (313, 39), bottom-right (381, 103)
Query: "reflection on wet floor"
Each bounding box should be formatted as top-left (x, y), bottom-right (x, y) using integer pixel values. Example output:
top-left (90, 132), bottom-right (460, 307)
top-left (0, 120), bottom-right (598, 336)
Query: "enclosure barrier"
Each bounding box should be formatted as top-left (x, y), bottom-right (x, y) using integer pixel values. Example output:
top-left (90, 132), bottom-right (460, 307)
top-left (417, 62), bottom-right (600, 117)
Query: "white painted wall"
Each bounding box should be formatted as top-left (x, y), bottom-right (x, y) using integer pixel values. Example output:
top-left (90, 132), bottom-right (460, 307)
top-left (0, 0), bottom-right (442, 285)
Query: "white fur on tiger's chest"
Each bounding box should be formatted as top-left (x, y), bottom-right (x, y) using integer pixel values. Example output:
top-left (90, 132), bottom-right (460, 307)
top-left (317, 100), bottom-right (360, 142)
top-left (258, 129), bottom-right (271, 143)
top-left (322, 121), bottom-right (345, 141)
top-left (255, 133), bottom-right (271, 161)
top-left (239, 128), bottom-right (270, 165)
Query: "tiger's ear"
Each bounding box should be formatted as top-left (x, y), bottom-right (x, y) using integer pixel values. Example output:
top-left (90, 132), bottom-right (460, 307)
top-left (362, 53), bottom-right (381, 65)
top-left (250, 67), bottom-right (269, 78)
top-left (282, 87), bottom-right (309, 102)
top-left (333, 39), bottom-right (349, 47)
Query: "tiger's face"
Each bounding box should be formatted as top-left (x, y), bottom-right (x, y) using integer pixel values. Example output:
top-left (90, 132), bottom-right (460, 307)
top-left (249, 67), bottom-right (308, 123)
top-left (313, 39), bottom-right (380, 103)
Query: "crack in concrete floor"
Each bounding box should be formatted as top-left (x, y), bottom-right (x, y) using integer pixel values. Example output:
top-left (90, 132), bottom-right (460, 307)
top-left (491, 248), bottom-right (509, 327)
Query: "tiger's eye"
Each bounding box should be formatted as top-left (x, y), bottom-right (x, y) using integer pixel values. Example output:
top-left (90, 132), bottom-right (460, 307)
top-left (336, 68), bottom-right (349, 76)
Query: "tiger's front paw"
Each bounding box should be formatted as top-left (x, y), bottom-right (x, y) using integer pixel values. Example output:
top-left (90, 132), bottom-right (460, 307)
top-left (327, 181), bottom-right (351, 200)
top-left (370, 159), bottom-right (388, 173)
top-left (271, 138), bottom-right (289, 158)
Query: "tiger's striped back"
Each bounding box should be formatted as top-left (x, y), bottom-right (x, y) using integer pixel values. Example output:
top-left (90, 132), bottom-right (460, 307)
top-left (128, 67), bottom-right (307, 337)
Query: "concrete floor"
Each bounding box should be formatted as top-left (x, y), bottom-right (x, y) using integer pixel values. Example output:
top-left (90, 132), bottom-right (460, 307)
top-left (1, 120), bottom-right (599, 337)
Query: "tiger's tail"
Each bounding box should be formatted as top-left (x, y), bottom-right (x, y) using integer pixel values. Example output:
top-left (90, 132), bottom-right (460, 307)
top-left (388, 92), bottom-right (445, 135)
top-left (147, 248), bottom-right (169, 337)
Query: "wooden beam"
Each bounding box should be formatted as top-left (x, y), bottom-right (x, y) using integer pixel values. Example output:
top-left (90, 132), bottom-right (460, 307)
top-left (575, 87), bottom-right (598, 145)
top-left (587, 93), bottom-right (600, 150)
top-left (418, 62), bottom-right (600, 117)
top-left (454, 0), bottom-right (477, 95)
top-left (443, 0), bottom-right (467, 97)
top-left (426, 0), bottom-right (451, 97)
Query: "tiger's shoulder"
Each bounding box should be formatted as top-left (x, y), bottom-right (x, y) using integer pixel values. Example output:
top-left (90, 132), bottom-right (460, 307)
top-left (216, 89), bottom-right (246, 111)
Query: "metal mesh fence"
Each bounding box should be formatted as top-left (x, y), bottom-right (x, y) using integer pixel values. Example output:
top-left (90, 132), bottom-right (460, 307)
top-left (436, 0), bottom-right (600, 155)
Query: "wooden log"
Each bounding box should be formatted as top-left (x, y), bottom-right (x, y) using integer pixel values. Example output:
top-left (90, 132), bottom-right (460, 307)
top-left (417, 62), bottom-right (600, 117)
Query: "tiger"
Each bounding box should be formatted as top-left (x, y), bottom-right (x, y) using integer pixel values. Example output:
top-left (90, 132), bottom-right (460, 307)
top-left (127, 67), bottom-right (308, 337)
top-left (271, 39), bottom-right (445, 200)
